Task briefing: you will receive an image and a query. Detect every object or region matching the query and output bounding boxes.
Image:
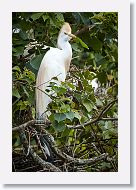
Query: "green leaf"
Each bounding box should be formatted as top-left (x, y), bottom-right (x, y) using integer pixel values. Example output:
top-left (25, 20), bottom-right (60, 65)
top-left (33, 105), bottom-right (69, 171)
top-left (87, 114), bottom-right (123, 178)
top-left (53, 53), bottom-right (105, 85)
top-left (56, 13), bottom-right (64, 22)
top-left (13, 46), bottom-right (24, 56)
top-left (65, 112), bottom-right (75, 121)
top-left (22, 86), bottom-right (29, 97)
top-left (12, 66), bottom-right (21, 72)
top-left (19, 30), bottom-right (28, 40)
top-left (66, 82), bottom-right (75, 89)
top-left (53, 120), bottom-right (66, 132)
top-left (72, 43), bottom-right (82, 52)
top-left (89, 37), bottom-right (102, 51)
top-left (103, 121), bottom-right (113, 130)
top-left (97, 71), bottom-right (107, 84)
top-left (31, 13), bottom-right (44, 21)
top-left (76, 37), bottom-right (89, 49)
top-left (82, 100), bottom-right (93, 112)
top-left (30, 54), bottom-right (45, 70)
top-left (54, 113), bottom-right (66, 122)
top-left (61, 128), bottom-right (70, 137)
top-left (96, 98), bottom-right (103, 106)
top-left (12, 87), bottom-right (21, 98)
top-left (17, 101), bottom-right (30, 111)
top-left (74, 112), bottom-right (81, 121)
top-left (12, 133), bottom-right (21, 147)
top-left (52, 86), bottom-right (66, 95)
top-left (31, 107), bottom-right (35, 119)
top-left (95, 53), bottom-right (106, 66)
top-left (60, 103), bottom-right (71, 112)
top-left (42, 14), bottom-right (49, 22)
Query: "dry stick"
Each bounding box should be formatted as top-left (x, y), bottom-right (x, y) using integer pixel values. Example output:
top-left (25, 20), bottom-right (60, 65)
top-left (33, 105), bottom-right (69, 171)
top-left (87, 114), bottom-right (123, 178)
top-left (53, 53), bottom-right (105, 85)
top-left (74, 24), bottom-right (95, 36)
top-left (25, 129), bottom-right (31, 156)
top-left (12, 100), bottom-right (117, 166)
top-left (12, 120), bottom-right (36, 132)
top-left (39, 126), bottom-right (108, 165)
top-left (29, 148), bottom-right (61, 172)
top-left (12, 117), bottom-right (117, 132)
top-left (63, 152), bottom-right (108, 165)
top-left (19, 129), bottom-right (61, 172)
top-left (101, 118), bottom-right (118, 121)
top-left (13, 122), bottom-right (108, 167)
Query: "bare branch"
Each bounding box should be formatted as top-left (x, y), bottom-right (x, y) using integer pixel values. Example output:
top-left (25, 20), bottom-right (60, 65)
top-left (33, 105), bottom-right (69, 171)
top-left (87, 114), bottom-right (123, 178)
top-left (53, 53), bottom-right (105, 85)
top-left (19, 128), bottom-right (61, 172)
top-left (12, 120), bottom-right (36, 132)
top-left (39, 126), bottom-right (108, 166)
top-left (74, 24), bottom-right (95, 36)
top-left (13, 120), bottom-right (109, 169)
top-left (68, 99), bottom-right (117, 129)
top-left (29, 148), bottom-right (61, 172)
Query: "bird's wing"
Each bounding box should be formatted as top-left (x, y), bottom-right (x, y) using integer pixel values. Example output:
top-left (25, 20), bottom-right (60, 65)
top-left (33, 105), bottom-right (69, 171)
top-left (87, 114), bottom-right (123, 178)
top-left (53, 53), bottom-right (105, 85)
top-left (36, 48), bottom-right (67, 120)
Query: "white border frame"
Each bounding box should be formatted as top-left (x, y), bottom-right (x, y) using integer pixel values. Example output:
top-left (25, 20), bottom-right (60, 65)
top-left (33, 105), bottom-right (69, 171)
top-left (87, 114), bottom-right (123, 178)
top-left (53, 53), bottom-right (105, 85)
top-left (0, 0), bottom-right (130, 184)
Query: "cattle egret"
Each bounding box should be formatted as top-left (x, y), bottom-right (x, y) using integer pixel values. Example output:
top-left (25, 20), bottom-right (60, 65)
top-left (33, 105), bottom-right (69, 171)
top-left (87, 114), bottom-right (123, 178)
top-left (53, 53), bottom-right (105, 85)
top-left (36, 22), bottom-right (76, 122)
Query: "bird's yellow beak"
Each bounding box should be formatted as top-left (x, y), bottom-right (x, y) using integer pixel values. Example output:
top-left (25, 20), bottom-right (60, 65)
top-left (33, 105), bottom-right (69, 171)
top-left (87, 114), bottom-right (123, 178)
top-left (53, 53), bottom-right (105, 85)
top-left (68, 33), bottom-right (76, 39)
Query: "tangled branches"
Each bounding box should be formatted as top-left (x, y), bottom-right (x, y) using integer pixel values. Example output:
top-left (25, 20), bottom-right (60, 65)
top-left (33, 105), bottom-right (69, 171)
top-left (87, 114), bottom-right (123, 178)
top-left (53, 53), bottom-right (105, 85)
top-left (12, 99), bottom-right (117, 172)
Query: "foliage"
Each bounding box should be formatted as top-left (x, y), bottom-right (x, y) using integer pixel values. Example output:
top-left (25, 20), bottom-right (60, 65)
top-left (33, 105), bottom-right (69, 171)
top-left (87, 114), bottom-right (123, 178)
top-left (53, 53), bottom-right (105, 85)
top-left (12, 12), bottom-right (118, 172)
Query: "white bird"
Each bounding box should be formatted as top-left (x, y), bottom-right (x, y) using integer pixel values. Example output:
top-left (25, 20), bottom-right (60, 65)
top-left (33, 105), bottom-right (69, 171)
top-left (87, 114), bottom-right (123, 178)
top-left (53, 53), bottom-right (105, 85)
top-left (36, 22), bottom-right (76, 122)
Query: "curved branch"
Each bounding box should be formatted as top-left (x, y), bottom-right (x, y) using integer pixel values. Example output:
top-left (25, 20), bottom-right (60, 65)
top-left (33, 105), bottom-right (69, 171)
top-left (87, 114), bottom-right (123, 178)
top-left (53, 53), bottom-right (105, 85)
top-left (74, 24), bottom-right (95, 36)
top-left (67, 99), bottom-right (117, 129)
top-left (12, 120), bottom-right (36, 132)
top-left (40, 127), bottom-right (108, 166)
top-left (29, 148), bottom-right (61, 172)
top-left (19, 129), bottom-right (61, 172)
top-left (13, 120), bottom-right (109, 168)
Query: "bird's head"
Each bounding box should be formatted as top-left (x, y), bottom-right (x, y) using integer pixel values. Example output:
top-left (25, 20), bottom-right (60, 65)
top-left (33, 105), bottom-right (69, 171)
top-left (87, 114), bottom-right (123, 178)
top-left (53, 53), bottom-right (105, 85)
top-left (59, 22), bottom-right (76, 42)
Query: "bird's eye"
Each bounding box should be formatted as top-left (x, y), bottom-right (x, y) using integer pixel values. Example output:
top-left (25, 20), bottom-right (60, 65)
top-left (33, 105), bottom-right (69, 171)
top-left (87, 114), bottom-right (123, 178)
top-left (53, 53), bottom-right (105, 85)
top-left (64, 32), bottom-right (67, 35)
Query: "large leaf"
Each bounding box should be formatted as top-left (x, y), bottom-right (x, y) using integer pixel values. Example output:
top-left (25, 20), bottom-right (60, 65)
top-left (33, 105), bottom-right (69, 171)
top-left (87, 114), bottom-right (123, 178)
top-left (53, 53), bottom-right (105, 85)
top-left (53, 121), bottom-right (66, 132)
top-left (42, 14), bottom-right (49, 22)
top-left (13, 46), bottom-right (24, 57)
top-left (30, 54), bottom-right (45, 70)
top-left (97, 71), bottom-right (107, 84)
top-left (89, 37), bottom-right (102, 51)
top-left (74, 112), bottom-right (81, 121)
top-left (31, 13), bottom-right (44, 21)
top-left (76, 37), bottom-right (89, 49)
top-left (82, 100), bottom-right (93, 112)
top-left (54, 113), bottom-right (66, 122)
top-left (65, 112), bottom-right (75, 121)
top-left (12, 87), bottom-right (21, 98)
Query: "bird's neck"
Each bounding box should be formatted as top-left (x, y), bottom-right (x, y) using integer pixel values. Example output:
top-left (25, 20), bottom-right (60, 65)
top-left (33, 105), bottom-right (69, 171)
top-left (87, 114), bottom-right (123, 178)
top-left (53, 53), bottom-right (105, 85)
top-left (57, 38), bottom-right (72, 73)
top-left (57, 39), bottom-right (72, 56)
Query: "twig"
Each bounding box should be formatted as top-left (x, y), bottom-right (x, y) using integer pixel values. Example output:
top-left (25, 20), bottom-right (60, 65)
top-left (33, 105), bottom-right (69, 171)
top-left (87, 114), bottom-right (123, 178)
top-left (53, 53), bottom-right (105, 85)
top-left (29, 148), bottom-right (61, 172)
top-left (101, 118), bottom-right (118, 121)
top-left (67, 99), bottom-right (117, 129)
top-left (12, 120), bottom-right (36, 132)
top-left (39, 126), bottom-right (108, 166)
top-left (19, 129), bottom-right (61, 172)
top-left (34, 73), bottom-right (62, 88)
top-left (74, 24), bottom-right (95, 36)
top-left (63, 152), bottom-right (108, 165)
top-left (26, 129), bottom-right (31, 156)
top-left (13, 121), bottom-right (109, 168)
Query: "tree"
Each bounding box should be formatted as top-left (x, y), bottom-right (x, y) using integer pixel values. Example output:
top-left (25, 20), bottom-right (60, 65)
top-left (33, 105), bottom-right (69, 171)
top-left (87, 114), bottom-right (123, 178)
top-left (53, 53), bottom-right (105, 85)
top-left (12, 12), bottom-right (118, 172)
